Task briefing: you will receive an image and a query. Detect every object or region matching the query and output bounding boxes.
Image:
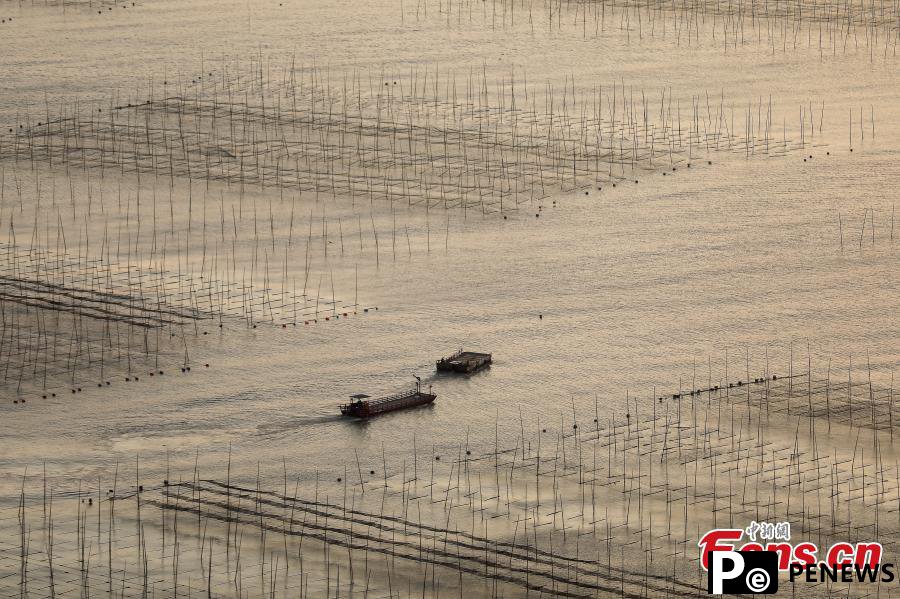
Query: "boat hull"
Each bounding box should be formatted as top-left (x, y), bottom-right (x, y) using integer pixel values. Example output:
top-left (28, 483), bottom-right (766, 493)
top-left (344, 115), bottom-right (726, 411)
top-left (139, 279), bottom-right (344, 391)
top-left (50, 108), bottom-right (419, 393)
top-left (340, 391), bottom-right (436, 418)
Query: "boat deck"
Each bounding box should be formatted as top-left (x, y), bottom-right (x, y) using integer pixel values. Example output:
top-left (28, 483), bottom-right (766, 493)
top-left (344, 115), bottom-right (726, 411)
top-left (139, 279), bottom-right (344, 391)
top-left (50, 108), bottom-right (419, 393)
top-left (341, 387), bottom-right (436, 418)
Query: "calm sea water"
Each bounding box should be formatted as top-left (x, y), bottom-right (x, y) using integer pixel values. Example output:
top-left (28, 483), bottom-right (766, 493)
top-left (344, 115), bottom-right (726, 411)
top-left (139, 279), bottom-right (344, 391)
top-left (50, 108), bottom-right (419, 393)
top-left (0, 0), bottom-right (897, 499)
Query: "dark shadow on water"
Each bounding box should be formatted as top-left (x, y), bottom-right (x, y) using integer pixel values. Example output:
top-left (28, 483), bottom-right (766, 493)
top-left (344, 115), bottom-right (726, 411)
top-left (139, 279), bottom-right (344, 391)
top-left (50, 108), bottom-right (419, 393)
top-left (429, 365), bottom-right (492, 381)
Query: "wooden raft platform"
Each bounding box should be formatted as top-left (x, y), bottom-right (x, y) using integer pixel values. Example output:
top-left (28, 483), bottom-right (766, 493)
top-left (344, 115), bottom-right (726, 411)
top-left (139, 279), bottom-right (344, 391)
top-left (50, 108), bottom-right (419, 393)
top-left (436, 350), bottom-right (492, 374)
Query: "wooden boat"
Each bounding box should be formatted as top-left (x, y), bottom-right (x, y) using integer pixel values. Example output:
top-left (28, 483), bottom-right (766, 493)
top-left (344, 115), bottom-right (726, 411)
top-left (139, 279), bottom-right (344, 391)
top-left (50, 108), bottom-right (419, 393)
top-left (340, 380), bottom-right (436, 418)
top-left (436, 350), bottom-right (492, 374)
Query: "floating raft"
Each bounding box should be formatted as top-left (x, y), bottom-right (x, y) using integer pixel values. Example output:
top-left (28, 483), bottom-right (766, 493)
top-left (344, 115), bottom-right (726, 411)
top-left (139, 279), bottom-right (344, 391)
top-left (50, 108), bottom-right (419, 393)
top-left (436, 350), bottom-right (492, 374)
top-left (340, 384), bottom-right (436, 418)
